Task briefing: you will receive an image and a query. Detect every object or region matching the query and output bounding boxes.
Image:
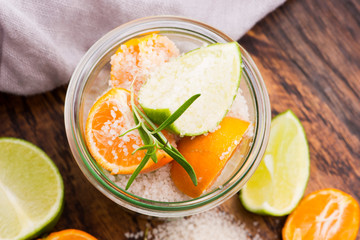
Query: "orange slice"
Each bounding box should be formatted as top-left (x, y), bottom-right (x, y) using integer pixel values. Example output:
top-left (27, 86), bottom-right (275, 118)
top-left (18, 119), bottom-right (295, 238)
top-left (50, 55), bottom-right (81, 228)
top-left (171, 117), bottom-right (250, 198)
top-left (110, 33), bottom-right (179, 92)
top-left (45, 229), bottom-right (97, 240)
top-left (85, 88), bottom-right (173, 174)
top-left (283, 188), bottom-right (360, 240)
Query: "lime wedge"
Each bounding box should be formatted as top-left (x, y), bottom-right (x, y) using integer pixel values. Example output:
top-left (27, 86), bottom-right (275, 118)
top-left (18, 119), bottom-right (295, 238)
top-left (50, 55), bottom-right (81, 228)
top-left (139, 42), bottom-right (242, 136)
top-left (240, 110), bottom-right (310, 216)
top-left (0, 138), bottom-right (64, 240)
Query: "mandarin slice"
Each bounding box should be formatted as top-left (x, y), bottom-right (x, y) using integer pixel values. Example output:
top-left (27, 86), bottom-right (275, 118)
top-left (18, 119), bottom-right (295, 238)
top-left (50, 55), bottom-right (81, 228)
top-left (45, 229), bottom-right (97, 240)
top-left (110, 33), bottom-right (179, 92)
top-left (283, 188), bottom-right (360, 240)
top-left (85, 88), bottom-right (173, 174)
top-left (171, 117), bottom-right (250, 198)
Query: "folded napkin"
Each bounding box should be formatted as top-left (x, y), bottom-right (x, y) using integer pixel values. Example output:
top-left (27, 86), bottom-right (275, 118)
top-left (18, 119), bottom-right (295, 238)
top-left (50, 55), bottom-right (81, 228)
top-left (0, 0), bottom-right (285, 95)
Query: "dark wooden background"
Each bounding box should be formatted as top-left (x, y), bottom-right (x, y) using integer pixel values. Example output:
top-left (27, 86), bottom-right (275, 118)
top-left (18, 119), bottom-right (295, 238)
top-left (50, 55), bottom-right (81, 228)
top-left (1, 0), bottom-right (359, 239)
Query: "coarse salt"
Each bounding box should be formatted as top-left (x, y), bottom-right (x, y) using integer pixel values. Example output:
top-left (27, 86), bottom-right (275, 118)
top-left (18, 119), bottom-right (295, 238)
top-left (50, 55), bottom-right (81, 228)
top-left (106, 164), bottom-right (189, 202)
top-left (125, 208), bottom-right (262, 240)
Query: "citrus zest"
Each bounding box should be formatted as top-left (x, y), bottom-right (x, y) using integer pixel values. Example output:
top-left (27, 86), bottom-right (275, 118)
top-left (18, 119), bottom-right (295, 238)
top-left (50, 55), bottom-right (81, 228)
top-left (171, 117), bottom-right (250, 198)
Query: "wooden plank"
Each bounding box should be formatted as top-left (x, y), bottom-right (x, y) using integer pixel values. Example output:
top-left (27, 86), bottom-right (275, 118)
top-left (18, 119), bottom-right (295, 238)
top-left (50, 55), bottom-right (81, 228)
top-left (0, 0), bottom-right (359, 239)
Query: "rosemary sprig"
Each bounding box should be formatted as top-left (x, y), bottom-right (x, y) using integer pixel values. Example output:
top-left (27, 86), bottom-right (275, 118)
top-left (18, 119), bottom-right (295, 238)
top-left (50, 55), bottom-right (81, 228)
top-left (121, 84), bottom-right (200, 190)
top-left (151, 94), bottom-right (201, 134)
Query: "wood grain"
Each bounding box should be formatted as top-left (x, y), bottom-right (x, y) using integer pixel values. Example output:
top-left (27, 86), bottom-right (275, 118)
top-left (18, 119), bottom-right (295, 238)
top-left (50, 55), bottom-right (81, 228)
top-left (0, 0), bottom-right (359, 239)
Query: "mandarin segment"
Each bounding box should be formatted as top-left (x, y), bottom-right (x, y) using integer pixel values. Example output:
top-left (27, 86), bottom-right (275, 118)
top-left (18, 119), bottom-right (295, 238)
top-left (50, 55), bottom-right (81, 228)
top-left (85, 88), bottom-right (173, 175)
top-left (283, 188), bottom-right (360, 240)
top-left (171, 117), bottom-right (250, 198)
top-left (45, 229), bottom-right (97, 240)
top-left (110, 33), bottom-right (179, 92)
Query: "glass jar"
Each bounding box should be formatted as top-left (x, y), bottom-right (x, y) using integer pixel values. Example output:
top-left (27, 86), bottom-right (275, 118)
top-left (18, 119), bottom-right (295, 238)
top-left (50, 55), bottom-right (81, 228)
top-left (64, 16), bottom-right (271, 218)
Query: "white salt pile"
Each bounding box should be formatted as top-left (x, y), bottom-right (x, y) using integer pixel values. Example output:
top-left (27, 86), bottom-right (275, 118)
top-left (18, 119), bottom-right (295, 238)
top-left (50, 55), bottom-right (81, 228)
top-left (106, 164), bottom-right (190, 202)
top-left (124, 208), bottom-right (262, 240)
top-left (227, 88), bottom-right (250, 122)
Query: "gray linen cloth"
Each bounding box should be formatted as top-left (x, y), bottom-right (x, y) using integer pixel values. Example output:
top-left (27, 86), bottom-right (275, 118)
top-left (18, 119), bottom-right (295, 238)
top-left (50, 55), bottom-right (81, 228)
top-left (0, 0), bottom-right (285, 95)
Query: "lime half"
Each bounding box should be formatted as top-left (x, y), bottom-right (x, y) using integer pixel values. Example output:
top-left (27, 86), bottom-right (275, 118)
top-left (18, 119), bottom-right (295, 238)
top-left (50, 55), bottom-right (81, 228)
top-left (139, 42), bottom-right (242, 136)
top-left (0, 138), bottom-right (64, 240)
top-left (240, 110), bottom-right (310, 216)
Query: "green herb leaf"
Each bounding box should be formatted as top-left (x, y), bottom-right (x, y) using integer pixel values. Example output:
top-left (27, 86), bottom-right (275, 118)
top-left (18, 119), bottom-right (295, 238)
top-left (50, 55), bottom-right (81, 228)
top-left (136, 100), bottom-right (198, 186)
top-left (134, 105), bottom-right (157, 129)
top-left (119, 124), bottom-right (141, 137)
top-left (126, 153), bottom-right (151, 190)
top-left (159, 142), bottom-right (198, 186)
top-left (152, 94), bottom-right (201, 134)
top-left (147, 146), bottom-right (158, 163)
top-left (134, 111), bottom-right (157, 160)
top-left (135, 105), bottom-right (171, 144)
top-left (131, 144), bottom-right (156, 155)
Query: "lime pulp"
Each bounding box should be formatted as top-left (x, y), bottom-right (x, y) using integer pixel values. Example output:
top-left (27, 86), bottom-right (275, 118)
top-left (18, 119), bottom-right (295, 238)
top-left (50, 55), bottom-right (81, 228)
top-left (240, 110), bottom-right (310, 216)
top-left (0, 138), bottom-right (64, 240)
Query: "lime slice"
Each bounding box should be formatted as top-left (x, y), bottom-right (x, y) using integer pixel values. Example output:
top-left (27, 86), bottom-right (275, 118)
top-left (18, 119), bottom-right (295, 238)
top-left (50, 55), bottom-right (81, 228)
top-left (0, 138), bottom-right (64, 240)
top-left (139, 42), bottom-right (242, 136)
top-left (240, 110), bottom-right (310, 216)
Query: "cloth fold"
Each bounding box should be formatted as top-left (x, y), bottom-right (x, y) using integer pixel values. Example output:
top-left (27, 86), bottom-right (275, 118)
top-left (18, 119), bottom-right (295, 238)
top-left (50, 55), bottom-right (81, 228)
top-left (0, 0), bottom-right (285, 95)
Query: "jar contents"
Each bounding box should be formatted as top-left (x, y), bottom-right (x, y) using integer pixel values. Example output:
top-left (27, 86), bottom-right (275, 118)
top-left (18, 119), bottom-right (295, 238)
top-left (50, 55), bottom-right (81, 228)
top-left (85, 33), bottom-right (252, 201)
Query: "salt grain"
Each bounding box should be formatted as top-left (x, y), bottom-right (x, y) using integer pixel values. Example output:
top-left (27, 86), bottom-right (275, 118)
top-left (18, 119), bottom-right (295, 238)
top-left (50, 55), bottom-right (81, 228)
top-left (227, 88), bottom-right (250, 121)
top-left (107, 164), bottom-right (189, 202)
top-left (125, 208), bottom-right (262, 240)
top-left (111, 109), bottom-right (116, 119)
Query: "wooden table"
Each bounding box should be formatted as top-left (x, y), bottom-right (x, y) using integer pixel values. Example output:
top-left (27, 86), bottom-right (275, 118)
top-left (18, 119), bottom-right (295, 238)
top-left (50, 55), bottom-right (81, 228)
top-left (1, 0), bottom-right (359, 239)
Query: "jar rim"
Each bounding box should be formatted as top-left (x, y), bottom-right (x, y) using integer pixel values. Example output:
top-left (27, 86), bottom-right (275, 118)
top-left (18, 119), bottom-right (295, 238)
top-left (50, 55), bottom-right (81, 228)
top-left (64, 16), bottom-right (271, 217)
